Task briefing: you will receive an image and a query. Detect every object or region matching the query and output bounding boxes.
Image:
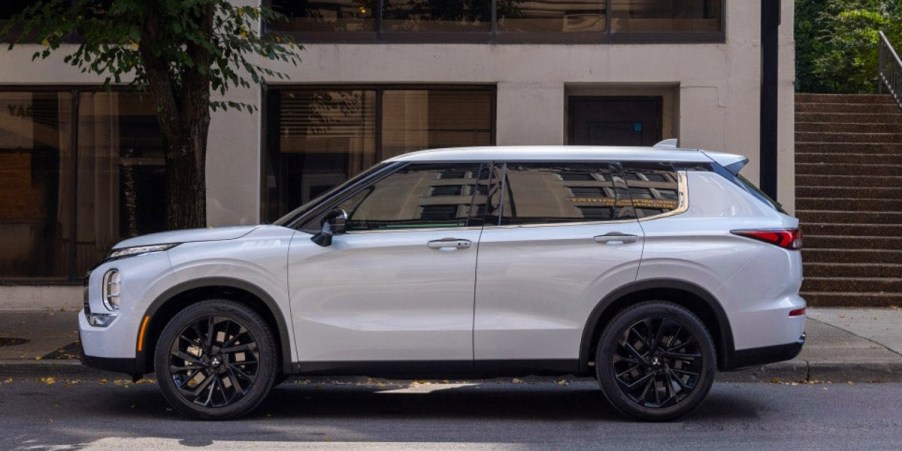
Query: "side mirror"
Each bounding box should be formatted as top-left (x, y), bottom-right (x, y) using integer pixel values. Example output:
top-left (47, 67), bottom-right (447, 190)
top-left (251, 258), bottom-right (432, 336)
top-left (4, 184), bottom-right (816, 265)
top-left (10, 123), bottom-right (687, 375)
top-left (311, 208), bottom-right (348, 247)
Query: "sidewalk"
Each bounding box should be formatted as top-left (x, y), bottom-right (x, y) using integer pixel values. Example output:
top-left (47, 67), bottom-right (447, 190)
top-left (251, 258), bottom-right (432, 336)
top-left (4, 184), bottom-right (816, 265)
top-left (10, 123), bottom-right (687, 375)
top-left (0, 308), bottom-right (900, 382)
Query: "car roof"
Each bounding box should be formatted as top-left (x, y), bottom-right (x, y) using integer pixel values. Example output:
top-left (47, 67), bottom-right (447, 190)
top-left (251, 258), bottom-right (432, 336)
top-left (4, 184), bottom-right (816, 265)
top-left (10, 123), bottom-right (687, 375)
top-left (387, 145), bottom-right (726, 164)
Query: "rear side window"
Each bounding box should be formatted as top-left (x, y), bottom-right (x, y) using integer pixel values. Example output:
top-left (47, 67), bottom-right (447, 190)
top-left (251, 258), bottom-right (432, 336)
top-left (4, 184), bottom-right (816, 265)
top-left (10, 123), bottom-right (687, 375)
top-left (711, 163), bottom-right (786, 213)
top-left (620, 163), bottom-right (683, 219)
top-left (496, 163), bottom-right (635, 225)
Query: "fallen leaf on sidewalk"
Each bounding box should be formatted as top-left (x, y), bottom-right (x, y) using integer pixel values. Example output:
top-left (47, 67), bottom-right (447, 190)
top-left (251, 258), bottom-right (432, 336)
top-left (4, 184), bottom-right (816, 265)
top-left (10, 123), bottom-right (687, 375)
top-left (39, 377), bottom-right (56, 385)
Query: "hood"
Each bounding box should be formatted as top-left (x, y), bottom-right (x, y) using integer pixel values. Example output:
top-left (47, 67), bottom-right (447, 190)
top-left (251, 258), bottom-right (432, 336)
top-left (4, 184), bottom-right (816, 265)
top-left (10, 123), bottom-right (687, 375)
top-left (113, 225), bottom-right (262, 249)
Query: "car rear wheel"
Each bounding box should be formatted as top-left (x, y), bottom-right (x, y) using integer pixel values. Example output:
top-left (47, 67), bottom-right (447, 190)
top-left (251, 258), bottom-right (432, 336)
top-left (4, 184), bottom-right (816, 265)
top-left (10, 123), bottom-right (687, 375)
top-left (596, 302), bottom-right (716, 421)
top-left (154, 300), bottom-right (277, 420)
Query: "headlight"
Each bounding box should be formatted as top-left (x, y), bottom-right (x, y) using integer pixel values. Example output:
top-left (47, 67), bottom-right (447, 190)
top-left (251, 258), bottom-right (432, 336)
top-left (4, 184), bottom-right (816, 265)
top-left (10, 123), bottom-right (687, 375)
top-left (101, 269), bottom-right (121, 311)
top-left (107, 243), bottom-right (178, 260)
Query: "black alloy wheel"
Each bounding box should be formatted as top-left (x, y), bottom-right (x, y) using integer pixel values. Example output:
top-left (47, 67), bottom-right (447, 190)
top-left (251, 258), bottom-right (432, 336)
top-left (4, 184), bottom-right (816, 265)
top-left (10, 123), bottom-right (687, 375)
top-left (596, 302), bottom-right (716, 421)
top-left (155, 300), bottom-right (277, 419)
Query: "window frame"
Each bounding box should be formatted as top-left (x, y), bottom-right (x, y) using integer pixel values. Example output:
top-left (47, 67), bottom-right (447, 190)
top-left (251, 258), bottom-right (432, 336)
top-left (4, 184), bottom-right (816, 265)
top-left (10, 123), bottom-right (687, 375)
top-left (263, 0), bottom-right (726, 45)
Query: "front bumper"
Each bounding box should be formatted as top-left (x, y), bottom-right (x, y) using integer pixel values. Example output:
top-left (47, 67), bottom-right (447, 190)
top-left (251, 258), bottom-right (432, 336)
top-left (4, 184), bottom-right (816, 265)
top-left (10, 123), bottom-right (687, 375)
top-left (78, 311), bottom-right (143, 377)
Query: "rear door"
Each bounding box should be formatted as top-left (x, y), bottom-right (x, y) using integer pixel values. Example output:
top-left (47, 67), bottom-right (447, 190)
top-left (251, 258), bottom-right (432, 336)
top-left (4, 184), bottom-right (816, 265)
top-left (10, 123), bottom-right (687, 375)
top-left (473, 162), bottom-right (645, 363)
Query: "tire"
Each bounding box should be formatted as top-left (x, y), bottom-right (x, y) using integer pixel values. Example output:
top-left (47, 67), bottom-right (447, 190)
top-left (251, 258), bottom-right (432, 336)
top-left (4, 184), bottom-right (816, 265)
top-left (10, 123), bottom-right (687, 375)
top-left (596, 302), bottom-right (716, 421)
top-left (154, 300), bottom-right (278, 420)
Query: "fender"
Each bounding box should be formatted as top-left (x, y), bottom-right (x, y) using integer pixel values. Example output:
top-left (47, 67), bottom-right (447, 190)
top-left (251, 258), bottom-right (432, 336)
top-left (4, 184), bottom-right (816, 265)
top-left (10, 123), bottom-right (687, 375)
top-left (136, 277), bottom-right (294, 375)
top-left (578, 278), bottom-right (736, 374)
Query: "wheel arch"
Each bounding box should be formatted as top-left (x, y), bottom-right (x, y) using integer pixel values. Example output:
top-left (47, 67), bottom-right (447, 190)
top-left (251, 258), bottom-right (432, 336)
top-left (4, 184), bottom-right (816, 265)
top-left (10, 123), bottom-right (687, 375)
top-left (579, 279), bottom-right (736, 374)
top-left (135, 277), bottom-right (293, 376)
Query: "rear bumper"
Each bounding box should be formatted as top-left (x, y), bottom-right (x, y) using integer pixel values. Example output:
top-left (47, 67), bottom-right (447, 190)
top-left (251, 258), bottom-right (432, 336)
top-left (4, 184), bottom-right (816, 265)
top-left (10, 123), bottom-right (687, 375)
top-left (727, 333), bottom-right (806, 370)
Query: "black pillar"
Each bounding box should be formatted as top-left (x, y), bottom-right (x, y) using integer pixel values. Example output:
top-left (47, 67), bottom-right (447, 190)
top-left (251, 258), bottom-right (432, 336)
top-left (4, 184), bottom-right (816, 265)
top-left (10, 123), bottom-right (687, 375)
top-left (760, 0), bottom-right (781, 199)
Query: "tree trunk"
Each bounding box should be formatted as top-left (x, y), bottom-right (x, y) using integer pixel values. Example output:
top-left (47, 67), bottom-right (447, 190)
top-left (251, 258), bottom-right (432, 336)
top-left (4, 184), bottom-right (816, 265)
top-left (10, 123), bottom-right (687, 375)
top-left (164, 136), bottom-right (207, 230)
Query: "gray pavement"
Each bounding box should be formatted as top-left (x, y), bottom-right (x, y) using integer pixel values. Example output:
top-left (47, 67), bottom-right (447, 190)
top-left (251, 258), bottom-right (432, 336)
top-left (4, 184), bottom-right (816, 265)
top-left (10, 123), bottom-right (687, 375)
top-left (0, 308), bottom-right (900, 382)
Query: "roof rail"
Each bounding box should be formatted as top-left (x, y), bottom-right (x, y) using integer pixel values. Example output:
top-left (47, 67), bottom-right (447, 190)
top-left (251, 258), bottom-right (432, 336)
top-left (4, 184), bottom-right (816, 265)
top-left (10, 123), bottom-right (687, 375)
top-left (653, 138), bottom-right (680, 149)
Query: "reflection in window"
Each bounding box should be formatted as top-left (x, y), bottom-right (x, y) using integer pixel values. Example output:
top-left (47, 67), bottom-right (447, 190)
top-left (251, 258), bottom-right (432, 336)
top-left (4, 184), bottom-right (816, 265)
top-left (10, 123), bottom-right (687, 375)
top-left (383, 0), bottom-right (492, 32)
top-left (499, 163), bottom-right (635, 225)
top-left (620, 163), bottom-right (680, 218)
top-left (264, 87), bottom-right (494, 220)
top-left (269, 0), bottom-right (376, 32)
top-left (498, 0), bottom-right (606, 33)
top-left (0, 90), bottom-right (166, 279)
top-left (338, 163), bottom-right (484, 230)
top-left (610, 0), bottom-right (722, 33)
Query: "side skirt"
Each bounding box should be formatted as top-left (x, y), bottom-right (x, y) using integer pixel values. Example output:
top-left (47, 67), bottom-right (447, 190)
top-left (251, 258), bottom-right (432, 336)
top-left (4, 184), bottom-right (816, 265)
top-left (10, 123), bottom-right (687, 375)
top-left (292, 359), bottom-right (582, 379)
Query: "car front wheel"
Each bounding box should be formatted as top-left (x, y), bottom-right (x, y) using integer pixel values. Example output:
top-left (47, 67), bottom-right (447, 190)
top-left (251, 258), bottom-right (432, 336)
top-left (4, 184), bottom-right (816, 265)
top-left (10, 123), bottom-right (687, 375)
top-left (596, 302), bottom-right (716, 421)
top-left (154, 300), bottom-right (277, 420)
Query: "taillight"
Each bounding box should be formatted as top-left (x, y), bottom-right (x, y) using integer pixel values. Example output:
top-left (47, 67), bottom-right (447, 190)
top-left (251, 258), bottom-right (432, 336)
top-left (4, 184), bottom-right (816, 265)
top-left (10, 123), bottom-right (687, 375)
top-left (731, 228), bottom-right (802, 250)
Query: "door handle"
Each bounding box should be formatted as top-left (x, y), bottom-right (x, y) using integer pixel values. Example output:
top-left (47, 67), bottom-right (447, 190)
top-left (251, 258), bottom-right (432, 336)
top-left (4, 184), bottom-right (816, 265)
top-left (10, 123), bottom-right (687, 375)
top-left (593, 233), bottom-right (639, 245)
top-left (427, 238), bottom-right (472, 250)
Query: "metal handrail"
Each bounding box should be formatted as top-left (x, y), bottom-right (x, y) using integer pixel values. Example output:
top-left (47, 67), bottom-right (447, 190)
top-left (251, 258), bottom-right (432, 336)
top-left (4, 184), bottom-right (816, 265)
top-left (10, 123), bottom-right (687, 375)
top-left (878, 31), bottom-right (902, 110)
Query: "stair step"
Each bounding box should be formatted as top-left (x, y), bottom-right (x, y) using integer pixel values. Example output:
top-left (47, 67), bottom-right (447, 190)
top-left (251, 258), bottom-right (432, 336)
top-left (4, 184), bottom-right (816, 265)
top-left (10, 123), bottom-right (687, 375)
top-left (797, 174), bottom-right (902, 188)
top-left (795, 142), bottom-right (902, 154)
top-left (804, 262), bottom-right (902, 278)
top-left (795, 162), bottom-right (902, 176)
top-left (796, 152), bottom-right (902, 165)
top-left (802, 248), bottom-right (902, 264)
top-left (797, 209), bottom-right (902, 223)
top-left (796, 197), bottom-right (902, 210)
top-left (804, 235), bottom-right (902, 250)
top-left (796, 131), bottom-right (902, 143)
top-left (797, 186), bottom-right (902, 199)
top-left (801, 223), bottom-right (902, 237)
top-left (803, 277), bottom-right (902, 293)
top-left (796, 122), bottom-right (902, 133)
top-left (796, 93), bottom-right (897, 104)
top-left (796, 112), bottom-right (902, 123)
top-left (800, 292), bottom-right (902, 307)
top-left (796, 102), bottom-right (901, 113)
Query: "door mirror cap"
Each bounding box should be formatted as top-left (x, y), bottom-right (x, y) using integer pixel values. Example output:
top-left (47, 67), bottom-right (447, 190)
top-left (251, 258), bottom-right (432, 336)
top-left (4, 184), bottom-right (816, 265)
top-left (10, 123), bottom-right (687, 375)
top-left (311, 208), bottom-right (348, 247)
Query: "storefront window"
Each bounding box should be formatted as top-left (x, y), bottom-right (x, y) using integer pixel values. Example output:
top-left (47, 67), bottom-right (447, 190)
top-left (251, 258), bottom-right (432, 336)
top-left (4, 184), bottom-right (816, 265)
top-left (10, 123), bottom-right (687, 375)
top-left (264, 86), bottom-right (495, 220)
top-left (265, 0), bottom-right (723, 42)
top-left (0, 89), bottom-right (165, 281)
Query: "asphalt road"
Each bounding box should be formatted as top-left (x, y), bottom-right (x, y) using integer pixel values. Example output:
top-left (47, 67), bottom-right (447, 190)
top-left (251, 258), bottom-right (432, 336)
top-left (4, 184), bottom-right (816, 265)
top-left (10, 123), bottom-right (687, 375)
top-left (0, 376), bottom-right (900, 450)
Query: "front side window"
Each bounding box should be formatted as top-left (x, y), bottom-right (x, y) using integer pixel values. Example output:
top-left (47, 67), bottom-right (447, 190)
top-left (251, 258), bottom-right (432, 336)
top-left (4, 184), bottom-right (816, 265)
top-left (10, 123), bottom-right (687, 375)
top-left (337, 163), bottom-right (486, 231)
top-left (620, 162), bottom-right (681, 218)
top-left (496, 162), bottom-right (635, 225)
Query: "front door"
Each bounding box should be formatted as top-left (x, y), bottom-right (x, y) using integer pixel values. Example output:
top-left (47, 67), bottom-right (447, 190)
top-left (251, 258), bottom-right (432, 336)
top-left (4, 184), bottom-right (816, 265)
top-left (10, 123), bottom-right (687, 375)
top-left (569, 96), bottom-right (663, 146)
top-left (287, 163), bottom-right (486, 363)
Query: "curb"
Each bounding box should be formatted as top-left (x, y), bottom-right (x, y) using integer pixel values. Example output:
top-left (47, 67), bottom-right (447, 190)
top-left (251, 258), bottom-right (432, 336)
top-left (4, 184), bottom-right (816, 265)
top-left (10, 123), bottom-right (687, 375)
top-left (2, 360), bottom-right (902, 383)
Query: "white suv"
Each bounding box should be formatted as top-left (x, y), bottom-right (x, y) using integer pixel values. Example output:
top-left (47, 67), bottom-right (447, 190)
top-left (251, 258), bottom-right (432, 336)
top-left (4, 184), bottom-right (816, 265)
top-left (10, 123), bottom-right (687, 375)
top-left (79, 145), bottom-right (806, 421)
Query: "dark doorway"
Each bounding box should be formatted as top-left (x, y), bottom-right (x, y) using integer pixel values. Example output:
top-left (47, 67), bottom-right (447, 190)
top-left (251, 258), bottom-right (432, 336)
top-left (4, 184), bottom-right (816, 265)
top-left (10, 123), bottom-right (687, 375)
top-left (568, 96), bottom-right (663, 146)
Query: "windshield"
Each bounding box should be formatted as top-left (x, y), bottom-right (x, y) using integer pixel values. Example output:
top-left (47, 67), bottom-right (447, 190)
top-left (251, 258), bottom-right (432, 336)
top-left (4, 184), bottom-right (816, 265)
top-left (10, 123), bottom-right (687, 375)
top-left (272, 163), bottom-right (389, 227)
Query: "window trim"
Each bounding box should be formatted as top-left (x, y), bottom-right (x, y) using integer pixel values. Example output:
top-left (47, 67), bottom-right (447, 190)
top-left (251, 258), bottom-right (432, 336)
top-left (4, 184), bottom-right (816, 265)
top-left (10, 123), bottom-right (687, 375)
top-left (263, 0), bottom-right (726, 45)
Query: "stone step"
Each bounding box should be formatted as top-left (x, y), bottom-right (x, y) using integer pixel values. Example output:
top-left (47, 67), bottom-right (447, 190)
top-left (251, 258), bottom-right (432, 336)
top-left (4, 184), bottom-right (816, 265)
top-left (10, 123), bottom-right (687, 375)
top-left (797, 185), bottom-right (902, 198)
top-left (795, 152), bottom-right (902, 165)
top-left (804, 262), bottom-right (902, 278)
top-left (797, 174), bottom-right (902, 187)
top-left (796, 102), bottom-right (901, 114)
top-left (796, 197), bottom-right (902, 211)
top-left (797, 209), bottom-right (902, 223)
top-left (796, 131), bottom-right (902, 143)
top-left (802, 277), bottom-right (902, 293)
top-left (800, 292), bottom-right (902, 307)
top-left (801, 223), bottom-right (902, 237)
top-left (795, 142), bottom-right (902, 154)
top-left (796, 112), bottom-right (902, 123)
top-left (802, 248), bottom-right (902, 264)
top-left (804, 235), bottom-right (902, 250)
top-left (795, 162), bottom-right (902, 176)
top-left (796, 122), bottom-right (902, 133)
top-left (795, 93), bottom-right (897, 104)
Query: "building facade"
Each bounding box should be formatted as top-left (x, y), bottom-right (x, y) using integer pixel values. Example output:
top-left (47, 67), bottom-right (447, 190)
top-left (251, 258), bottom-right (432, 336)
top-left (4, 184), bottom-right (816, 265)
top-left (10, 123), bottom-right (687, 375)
top-left (0, 0), bottom-right (795, 308)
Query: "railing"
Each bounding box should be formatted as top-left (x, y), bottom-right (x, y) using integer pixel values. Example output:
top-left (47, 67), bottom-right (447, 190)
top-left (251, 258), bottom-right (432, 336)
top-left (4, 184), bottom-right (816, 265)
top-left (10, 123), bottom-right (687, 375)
top-left (878, 31), bottom-right (902, 110)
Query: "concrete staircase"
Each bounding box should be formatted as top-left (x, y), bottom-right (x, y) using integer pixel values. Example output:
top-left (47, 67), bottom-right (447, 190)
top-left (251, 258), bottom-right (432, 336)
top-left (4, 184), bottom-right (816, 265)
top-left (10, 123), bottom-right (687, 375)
top-left (796, 93), bottom-right (902, 306)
